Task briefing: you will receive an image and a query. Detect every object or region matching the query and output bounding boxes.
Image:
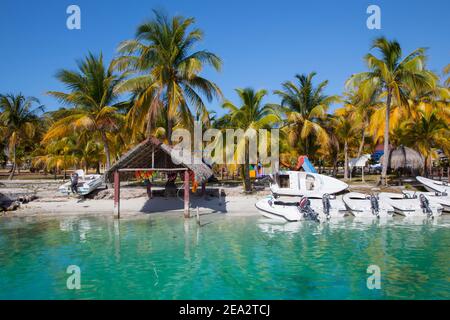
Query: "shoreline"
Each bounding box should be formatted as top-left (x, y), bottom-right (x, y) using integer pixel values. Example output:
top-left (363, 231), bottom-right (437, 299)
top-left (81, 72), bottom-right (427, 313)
top-left (0, 178), bottom-right (423, 218)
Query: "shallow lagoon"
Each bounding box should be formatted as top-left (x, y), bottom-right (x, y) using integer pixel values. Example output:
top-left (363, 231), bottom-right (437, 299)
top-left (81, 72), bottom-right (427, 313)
top-left (0, 213), bottom-right (449, 299)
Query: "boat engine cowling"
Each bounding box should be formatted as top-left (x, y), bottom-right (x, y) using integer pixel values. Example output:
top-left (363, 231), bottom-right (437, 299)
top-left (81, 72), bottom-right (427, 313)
top-left (419, 194), bottom-right (433, 216)
top-left (298, 197), bottom-right (319, 222)
top-left (322, 194), bottom-right (331, 218)
top-left (370, 195), bottom-right (380, 216)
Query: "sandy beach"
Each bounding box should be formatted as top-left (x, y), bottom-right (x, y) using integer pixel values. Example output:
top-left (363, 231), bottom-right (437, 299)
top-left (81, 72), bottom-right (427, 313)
top-left (0, 178), bottom-right (411, 218)
top-left (0, 179), bottom-right (267, 217)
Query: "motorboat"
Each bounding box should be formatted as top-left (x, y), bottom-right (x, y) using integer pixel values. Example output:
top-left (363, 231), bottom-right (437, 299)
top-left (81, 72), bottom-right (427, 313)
top-left (402, 190), bottom-right (450, 212)
top-left (379, 192), bottom-right (443, 217)
top-left (343, 192), bottom-right (394, 218)
top-left (58, 170), bottom-right (103, 196)
top-left (255, 194), bottom-right (346, 222)
top-left (416, 176), bottom-right (449, 193)
top-left (269, 171), bottom-right (348, 198)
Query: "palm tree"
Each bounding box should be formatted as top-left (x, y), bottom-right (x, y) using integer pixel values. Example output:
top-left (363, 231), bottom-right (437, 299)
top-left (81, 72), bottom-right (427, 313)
top-left (114, 10), bottom-right (222, 143)
top-left (222, 88), bottom-right (280, 192)
top-left (274, 72), bottom-right (339, 159)
top-left (45, 53), bottom-right (125, 169)
top-left (332, 116), bottom-right (358, 180)
top-left (444, 64), bottom-right (450, 87)
top-left (339, 81), bottom-right (381, 158)
top-left (404, 109), bottom-right (449, 176)
top-left (0, 94), bottom-right (43, 179)
top-left (347, 37), bottom-right (437, 184)
top-left (34, 136), bottom-right (79, 179)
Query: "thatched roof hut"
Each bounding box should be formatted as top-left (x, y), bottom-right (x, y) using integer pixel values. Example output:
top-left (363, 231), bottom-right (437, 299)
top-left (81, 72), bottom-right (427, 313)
top-left (381, 145), bottom-right (424, 170)
top-left (105, 136), bottom-right (213, 183)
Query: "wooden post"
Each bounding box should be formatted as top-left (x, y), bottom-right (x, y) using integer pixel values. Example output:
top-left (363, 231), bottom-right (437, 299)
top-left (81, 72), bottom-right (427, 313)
top-left (114, 170), bottom-right (120, 219)
top-left (146, 182), bottom-right (152, 199)
top-left (184, 170), bottom-right (190, 218)
top-left (201, 182), bottom-right (206, 197)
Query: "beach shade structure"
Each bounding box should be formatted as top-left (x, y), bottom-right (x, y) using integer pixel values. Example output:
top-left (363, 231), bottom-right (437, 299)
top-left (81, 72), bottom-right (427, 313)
top-left (380, 145), bottom-right (424, 176)
top-left (104, 136), bottom-right (214, 218)
top-left (348, 154), bottom-right (371, 181)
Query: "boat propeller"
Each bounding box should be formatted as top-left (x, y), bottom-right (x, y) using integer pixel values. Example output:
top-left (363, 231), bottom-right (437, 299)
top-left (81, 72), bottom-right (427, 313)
top-left (419, 194), bottom-right (433, 217)
top-left (298, 197), bottom-right (319, 222)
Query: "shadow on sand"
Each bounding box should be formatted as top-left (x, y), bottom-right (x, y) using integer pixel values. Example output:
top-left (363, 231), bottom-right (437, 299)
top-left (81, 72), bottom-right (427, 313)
top-left (139, 188), bottom-right (228, 214)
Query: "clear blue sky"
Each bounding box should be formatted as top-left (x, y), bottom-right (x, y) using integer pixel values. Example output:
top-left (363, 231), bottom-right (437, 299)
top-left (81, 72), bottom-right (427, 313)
top-left (1, 0), bottom-right (449, 116)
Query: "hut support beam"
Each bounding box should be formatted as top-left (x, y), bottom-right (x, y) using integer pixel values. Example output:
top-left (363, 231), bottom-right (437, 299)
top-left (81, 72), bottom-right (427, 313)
top-left (114, 170), bottom-right (120, 219)
top-left (184, 171), bottom-right (190, 218)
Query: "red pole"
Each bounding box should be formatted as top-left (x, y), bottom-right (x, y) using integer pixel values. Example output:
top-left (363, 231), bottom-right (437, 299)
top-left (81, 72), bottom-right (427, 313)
top-left (184, 170), bottom-right (190, 218)
top-left (114, 170), bottom-right (120, 219)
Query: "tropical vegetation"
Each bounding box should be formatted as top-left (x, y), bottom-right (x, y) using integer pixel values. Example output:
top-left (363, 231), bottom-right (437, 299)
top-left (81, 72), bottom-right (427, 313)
top-left (1, 10), bottom-right (449, 191)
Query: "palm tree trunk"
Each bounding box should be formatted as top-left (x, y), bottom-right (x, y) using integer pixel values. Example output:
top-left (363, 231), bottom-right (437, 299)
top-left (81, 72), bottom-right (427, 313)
top-left (332, 158), bottom-right (338, 177)
top-left (357, 122), bottom-right (367, 159)
top-left (8, 143), bottom-right (16, 180)
top-left (243, 139), bottom-right (251, 192)
top-left (344, 141), bottom-right (349, 180)
top-left (146, 112), bottom-right (152, 138)
top-left (167, 118), bottom-right (173, 145)
top-left (381, 90), bottom-right (392, 185)
top-left (423, 155), bottom-right (428, 177)
top-left (100, 131), bottom-right (111, 170)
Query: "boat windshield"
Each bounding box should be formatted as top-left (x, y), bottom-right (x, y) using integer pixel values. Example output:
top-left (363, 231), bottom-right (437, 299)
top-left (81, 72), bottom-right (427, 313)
top-left (277, 174), bottom-right (290, 188)
top-left (305, 174), bottom-right (315, 190)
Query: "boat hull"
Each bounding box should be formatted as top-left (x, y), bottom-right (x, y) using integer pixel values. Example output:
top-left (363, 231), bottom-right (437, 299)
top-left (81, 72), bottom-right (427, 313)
top-left (343, 192), bottom-right (394, 218)
top-left (270, 171), bottom-right (348, 198)
top-left (58, 174), bottom-right (103, 196)
top-left (416, 176), bottom-right (449, 194)
top-left (379, 192), bottom-right (443, 217)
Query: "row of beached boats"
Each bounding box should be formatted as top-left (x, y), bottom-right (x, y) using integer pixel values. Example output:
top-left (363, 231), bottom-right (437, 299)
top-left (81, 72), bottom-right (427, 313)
top-left (255, 171), bottom-right (449, 222)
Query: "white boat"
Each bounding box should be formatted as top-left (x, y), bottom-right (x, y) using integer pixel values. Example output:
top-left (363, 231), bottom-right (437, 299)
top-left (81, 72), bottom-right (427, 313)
top-left (343, 192), bottom-right (394, 218)
top-left (269, 171), bottom-right (348, 198)
top-left (416, 176), bottom-right (449, 193)
top-left (255, 196), bottom-right (304, 222)
top-left (255, 194), bottom-right (346, 222)
top-left (58, 170), bottom-right (103, 196)
top-left (402, 190), bottom-right (450, 212)
top-left (379, 192), bottom-right (443, 217)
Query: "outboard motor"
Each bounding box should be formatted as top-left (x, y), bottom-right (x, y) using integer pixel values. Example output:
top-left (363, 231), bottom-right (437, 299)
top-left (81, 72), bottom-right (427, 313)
top-left (419, 194), bottom-right (433, 217)
top-left (370, 194), bottom-right (380, 217)
top-left (298, 197), bottom-right (319, 222)
top-left (322, 194), bottom-right (331, 219)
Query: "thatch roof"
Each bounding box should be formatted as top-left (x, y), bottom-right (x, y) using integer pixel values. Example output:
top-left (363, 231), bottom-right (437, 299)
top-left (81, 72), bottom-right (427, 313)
top-left (105, 136), bottom-right (213, 183)
top-left (381, 145), bottom-right (424, 170)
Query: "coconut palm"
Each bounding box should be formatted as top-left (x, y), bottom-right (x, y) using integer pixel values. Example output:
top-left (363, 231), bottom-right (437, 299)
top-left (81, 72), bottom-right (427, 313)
top-left (274, 72), bottom-right (339, 158)
top-left (331, 116), bottom-right (359, 180)
top-left (34, 136), bottom-right (79, 179)
top-left (444, 64), bottom-right (450, 87)
top-left (404, 109), bottom-right (449, 176)
top-left (222, 88), bottom-right (280, 192)
top-left (347, 37), bottom-right (437, 184)
top-left (114, 10), bottom-right (222, 142)
top-left (339, 81), bottom-right (381, 158)
top-left (0, 94), bottom-right (44, 179)
top-left (45, 53), bottom-right (125, 169)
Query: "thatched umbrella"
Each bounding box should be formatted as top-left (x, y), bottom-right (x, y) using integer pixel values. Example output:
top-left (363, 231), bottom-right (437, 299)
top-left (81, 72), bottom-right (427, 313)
top-left (380, 145), bottom-right (424, 172)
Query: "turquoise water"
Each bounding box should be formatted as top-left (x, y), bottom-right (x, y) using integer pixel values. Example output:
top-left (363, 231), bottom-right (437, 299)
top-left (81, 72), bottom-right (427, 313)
top-left (0, 214), bottom-right (449, 299)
